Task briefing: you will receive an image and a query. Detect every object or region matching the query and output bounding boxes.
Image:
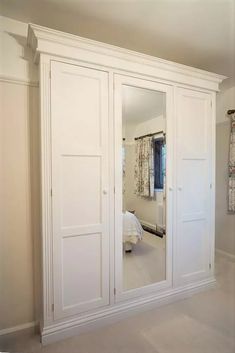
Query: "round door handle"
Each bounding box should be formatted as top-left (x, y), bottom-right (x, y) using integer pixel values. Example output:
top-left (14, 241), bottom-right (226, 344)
top-left (178, 186), bottom-right (183, 191)
top-left (103, 189), bottom-right (108, 195)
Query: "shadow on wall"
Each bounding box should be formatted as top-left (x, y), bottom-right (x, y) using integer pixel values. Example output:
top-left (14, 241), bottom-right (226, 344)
top-left (28, 85), bottom-right (41, 327)
top-left (6, 32), bottom-right (38, 82)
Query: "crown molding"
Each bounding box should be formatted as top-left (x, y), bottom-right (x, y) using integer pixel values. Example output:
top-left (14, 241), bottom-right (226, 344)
top-left (27, 23), bottom-right (226, 92)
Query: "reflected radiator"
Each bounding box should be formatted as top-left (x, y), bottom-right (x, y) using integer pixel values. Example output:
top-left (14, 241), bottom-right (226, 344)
top-left (157, 203), bottom-right (164, 230)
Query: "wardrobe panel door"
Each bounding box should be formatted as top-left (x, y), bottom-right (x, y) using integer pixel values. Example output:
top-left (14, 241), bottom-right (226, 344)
top-left (51, 61), bottom-right (110, 319)
top-left (176, 88), bottom-right (212, 285)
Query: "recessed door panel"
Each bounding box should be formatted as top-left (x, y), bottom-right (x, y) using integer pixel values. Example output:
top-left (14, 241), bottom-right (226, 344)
top-left (179, 95), bottom-right (208, 158)
top-left (56, 72), bottom-right (102, 153)
top-left (179, 219), bottom-right (207, 277)
top-left (51, 61), bottom-right (109, 319)
top-left (181, 159), bottom-right (207, 219)
top-left (60, 156), bottom-right (101, 227)
top-left (62, 234), bottom-right (102, 307)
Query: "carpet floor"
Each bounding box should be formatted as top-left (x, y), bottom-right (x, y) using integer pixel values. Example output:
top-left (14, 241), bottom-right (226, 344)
top-left (1, 253), bottom-right (235, 353)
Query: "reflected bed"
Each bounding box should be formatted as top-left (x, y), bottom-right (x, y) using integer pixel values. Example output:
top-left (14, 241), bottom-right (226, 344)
top-left (123, 211), bottom-right (143, 251)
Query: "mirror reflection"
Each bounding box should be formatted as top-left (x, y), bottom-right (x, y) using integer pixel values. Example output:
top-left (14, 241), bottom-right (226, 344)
top-left (122, 85), bottom-right (166, 291)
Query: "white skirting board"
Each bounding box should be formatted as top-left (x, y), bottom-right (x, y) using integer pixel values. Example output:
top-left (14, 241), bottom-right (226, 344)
top-left (215, 248), bottom-right (235, 261)
top-left (0, 321), bottom-right (36, 336)
top-left (41, 278), bottom-right (216, 345)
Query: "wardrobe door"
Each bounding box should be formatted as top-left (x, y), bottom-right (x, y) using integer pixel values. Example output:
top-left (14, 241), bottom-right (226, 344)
top-left (175, 87), bottom-right (213, 285)
top-left (114, 74), bottom-right (174, 302)
top-left (51, 61), bottom-right (110, 319)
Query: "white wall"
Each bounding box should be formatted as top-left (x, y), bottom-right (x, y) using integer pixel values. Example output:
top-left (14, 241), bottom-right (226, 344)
top-left (0, 16), bottom-right (40, 332)
top-left (215, 81), bottom-right (235, 256)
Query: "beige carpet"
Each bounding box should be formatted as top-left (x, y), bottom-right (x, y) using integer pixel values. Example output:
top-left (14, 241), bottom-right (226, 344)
top-left (123, 231), bottom-right (166, 290)
top-left (142, 314), bottom-right (235, 353)
top-left (1, 254), bottom-right (235, 353)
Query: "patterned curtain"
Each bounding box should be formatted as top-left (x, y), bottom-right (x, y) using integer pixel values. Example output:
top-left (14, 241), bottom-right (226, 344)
top-left (228, 114), bottom-right (235, 213)
top-left (134, 136), bottom-right (154, 198)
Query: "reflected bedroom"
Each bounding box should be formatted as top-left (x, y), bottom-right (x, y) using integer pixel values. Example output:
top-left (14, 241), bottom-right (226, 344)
top-left (122, 85), bottom-right (167, 291)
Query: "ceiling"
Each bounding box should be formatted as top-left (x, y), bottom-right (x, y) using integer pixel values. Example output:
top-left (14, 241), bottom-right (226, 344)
top-left (123, 85), bottom-right (165, 124)
top-left (1, 0), bottom-right (235, 82)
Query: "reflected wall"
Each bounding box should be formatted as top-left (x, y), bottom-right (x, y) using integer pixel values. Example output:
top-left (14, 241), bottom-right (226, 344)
top-left (122, 85), bottom-right (167, 291)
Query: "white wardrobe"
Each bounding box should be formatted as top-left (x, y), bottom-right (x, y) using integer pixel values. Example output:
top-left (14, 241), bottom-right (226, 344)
top-left (27, 24), bottom-right (225, 344)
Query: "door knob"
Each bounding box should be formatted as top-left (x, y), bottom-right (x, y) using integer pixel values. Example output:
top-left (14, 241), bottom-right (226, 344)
top-left (103, 189), bottom-right (108, 195)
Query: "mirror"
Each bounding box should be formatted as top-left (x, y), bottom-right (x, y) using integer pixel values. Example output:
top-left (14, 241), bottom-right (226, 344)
top-left (122, 85), bottom-right (166, 291)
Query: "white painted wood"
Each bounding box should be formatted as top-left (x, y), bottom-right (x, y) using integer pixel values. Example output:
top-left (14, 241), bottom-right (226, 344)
top-left (175, 87), bottom-right (213, 285)
top-left (107, 71), bottom-right (115, 307)
top-left (51, 61), bottom-right (110, 319)
top-left (39, 54), bottom-right (54, 326)
top-left (209, 91), bottom-right (216, 275)
top-left (27, 24), bottom-right (225, 92)
top-left (27, 23), bottom-right (223, 344)
top-left (114, 74), bottom-right (174, 302)
top-left (41, 277), bottom-right (216, 344)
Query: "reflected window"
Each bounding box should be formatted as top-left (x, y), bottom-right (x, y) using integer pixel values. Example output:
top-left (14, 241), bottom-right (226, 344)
top-left (154, 138), bottom-right (166, 190)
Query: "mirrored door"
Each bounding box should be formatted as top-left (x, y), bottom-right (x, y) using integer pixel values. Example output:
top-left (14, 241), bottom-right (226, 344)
top-left (114, 75), bottom-right (173, 302)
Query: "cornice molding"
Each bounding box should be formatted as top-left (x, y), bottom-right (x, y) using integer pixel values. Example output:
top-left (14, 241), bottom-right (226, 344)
top-left (27, 23), bottom-right (226, 91)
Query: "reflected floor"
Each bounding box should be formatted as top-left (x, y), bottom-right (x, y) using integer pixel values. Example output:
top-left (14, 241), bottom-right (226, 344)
top-left (123, 231), bottom-right (166, 291)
